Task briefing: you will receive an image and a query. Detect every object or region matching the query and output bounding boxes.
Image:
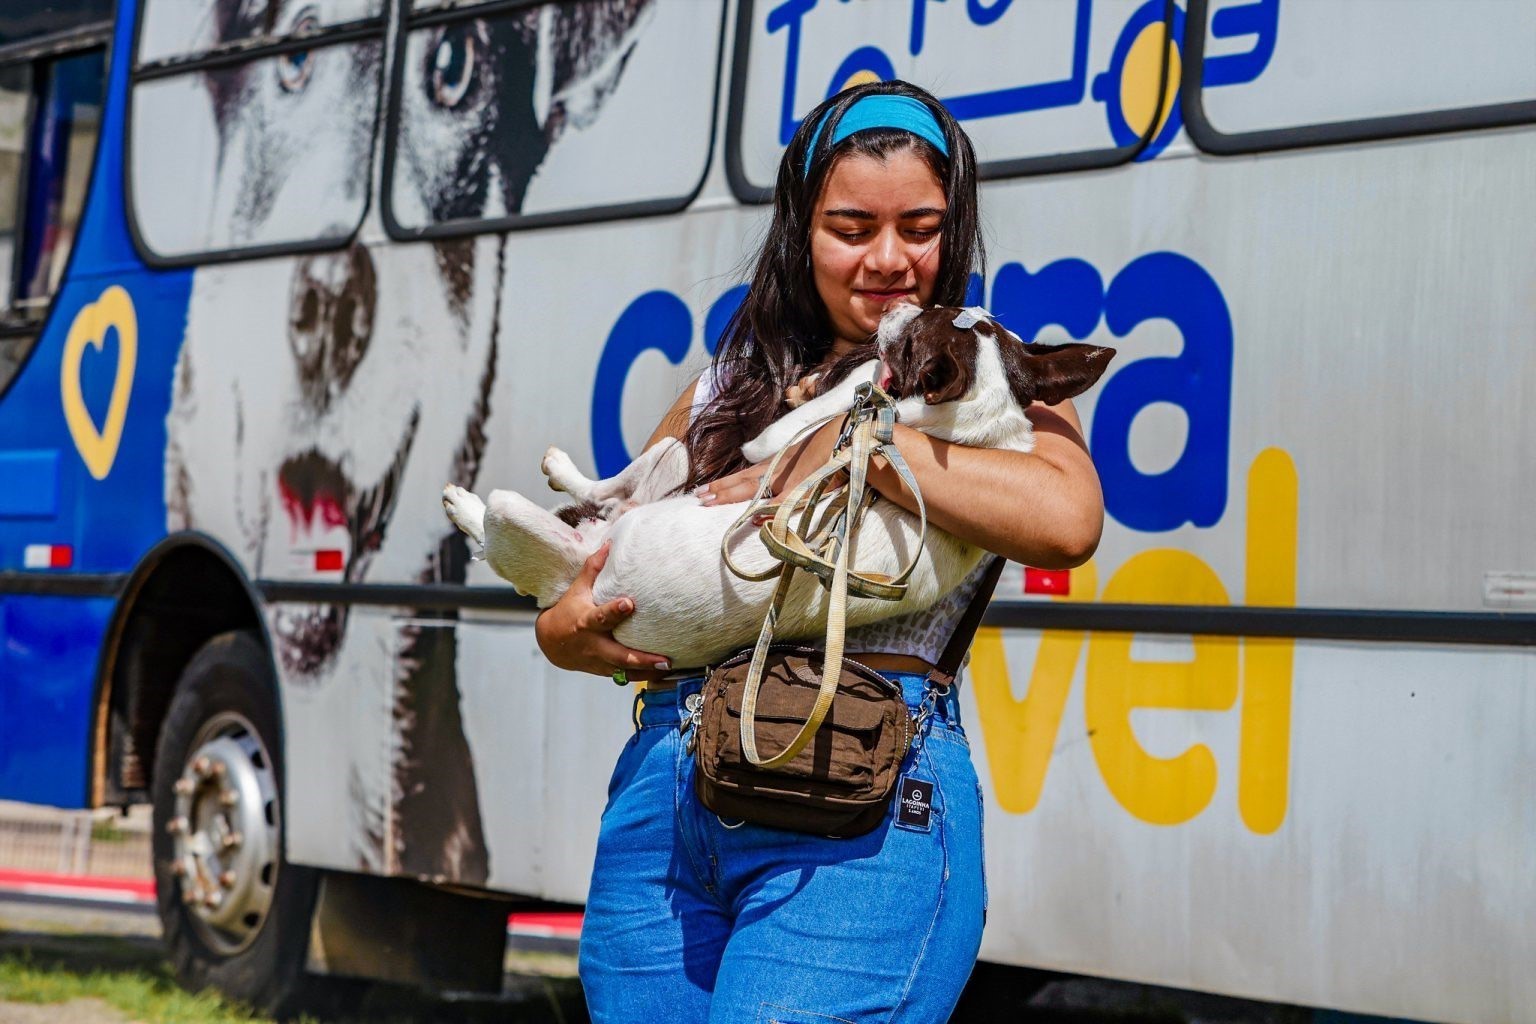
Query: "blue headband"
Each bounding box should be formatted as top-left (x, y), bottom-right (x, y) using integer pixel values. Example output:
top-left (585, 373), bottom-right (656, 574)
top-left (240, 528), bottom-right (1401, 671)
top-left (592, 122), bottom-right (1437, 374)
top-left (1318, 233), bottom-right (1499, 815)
top-left (803, 95), bottom-right (949, 176)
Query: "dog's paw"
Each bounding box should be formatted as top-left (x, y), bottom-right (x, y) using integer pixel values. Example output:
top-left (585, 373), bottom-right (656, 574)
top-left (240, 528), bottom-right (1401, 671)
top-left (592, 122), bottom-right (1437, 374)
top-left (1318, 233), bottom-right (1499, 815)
top-left (441, 484), bottom-right (487, 547)
top-left (740, 435), bottom-right (776, 464)
top-left (541, 446), bottom-right (583, 493)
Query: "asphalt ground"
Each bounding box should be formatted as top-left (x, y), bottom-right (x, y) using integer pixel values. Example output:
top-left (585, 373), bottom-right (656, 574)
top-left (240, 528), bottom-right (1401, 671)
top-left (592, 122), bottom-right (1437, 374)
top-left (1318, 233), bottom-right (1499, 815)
top-left (0, 889), bottom-right (1392, 1023)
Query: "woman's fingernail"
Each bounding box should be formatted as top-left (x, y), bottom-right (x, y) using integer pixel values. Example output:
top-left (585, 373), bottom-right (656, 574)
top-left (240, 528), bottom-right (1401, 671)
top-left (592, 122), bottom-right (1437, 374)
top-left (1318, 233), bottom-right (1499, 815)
top-left (700, 494), bottom-right (716, 506)
top-left (655, 660), bottom-right (670, 671)
top-left (693, 486), bottom-right (709, 496)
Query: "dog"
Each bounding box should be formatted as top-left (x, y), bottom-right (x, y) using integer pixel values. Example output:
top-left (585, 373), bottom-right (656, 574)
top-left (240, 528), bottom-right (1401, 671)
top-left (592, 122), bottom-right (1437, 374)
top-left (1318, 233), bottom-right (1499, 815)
top-left (164, 0), bottom-right (660, 883)
top-left (442, 303), bottom-right (1115, 667)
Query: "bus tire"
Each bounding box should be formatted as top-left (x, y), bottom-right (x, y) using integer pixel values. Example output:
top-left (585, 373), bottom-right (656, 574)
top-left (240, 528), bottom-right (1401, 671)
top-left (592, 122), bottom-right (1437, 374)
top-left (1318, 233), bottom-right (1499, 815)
top-left (150, 629), bottom-right (335, 1017)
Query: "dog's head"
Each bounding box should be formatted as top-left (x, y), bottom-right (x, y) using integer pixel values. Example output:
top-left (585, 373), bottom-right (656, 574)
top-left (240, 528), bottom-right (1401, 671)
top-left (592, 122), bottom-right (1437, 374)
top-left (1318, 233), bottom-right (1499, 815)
top-left (875, 303), bottom-right (1116, 409)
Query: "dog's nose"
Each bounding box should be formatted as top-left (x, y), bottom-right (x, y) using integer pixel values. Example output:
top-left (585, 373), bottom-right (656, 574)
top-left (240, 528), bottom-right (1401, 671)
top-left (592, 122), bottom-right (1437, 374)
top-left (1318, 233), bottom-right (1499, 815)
top-left (288, 244), bottom-right (378, 414)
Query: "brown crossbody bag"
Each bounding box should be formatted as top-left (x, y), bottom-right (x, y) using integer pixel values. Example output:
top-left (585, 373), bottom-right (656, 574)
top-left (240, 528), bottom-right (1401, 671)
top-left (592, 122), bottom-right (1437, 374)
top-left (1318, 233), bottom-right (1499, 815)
top-left (690, 384), bottom-right (1002, 838)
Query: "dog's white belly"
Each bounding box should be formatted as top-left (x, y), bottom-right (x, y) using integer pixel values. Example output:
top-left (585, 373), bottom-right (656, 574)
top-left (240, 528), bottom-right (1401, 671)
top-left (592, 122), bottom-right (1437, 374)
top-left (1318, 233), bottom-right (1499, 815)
top-left (593, 496), bottom-right (985, 666)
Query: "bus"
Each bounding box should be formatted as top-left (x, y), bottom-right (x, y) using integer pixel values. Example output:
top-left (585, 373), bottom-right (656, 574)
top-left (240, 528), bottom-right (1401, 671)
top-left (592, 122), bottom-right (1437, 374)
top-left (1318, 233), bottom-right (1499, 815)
top-left (1, 0), bottom-right (1533, 1018)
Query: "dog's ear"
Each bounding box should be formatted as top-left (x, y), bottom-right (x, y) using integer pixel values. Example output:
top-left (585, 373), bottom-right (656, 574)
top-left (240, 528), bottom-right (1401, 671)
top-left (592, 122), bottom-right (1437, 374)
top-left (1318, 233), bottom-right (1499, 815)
top-left (998, 340), bottom-right (1116, 407)
top-left (917, 347), bottom-right (973, 405)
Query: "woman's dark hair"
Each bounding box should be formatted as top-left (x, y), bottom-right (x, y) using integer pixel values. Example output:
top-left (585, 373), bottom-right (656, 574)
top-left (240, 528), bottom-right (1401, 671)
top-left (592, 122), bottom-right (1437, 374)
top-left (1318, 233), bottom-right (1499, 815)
top-left (682, 79), bottom-right (984, 488)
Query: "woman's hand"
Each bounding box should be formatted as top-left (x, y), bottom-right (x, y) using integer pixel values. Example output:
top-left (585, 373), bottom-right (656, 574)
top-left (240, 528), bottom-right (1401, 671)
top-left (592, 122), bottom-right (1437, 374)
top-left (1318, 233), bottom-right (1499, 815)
top-left (695, 418), bottom-right (841, 506)
top-left (534, 542), bottom-right (671, 677)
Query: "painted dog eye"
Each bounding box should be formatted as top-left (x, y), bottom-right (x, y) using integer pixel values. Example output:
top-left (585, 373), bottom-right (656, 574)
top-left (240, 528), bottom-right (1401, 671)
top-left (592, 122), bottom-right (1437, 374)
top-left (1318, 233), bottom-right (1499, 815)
top-left (276, 13), bottom-right (321, 93)
top-left (429, 22), bottom-right (483, 109)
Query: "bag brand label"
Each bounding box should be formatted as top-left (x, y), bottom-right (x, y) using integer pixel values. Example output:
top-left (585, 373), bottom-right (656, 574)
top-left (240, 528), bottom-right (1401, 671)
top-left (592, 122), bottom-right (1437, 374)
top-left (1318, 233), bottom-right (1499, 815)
top-left (896, 775), bottom-right (932, 831)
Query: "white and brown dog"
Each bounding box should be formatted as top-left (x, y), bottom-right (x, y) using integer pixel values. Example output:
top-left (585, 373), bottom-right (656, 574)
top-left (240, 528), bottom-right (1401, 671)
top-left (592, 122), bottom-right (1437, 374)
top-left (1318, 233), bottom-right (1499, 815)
top-left (442, 304), bottom-right (1114, 667)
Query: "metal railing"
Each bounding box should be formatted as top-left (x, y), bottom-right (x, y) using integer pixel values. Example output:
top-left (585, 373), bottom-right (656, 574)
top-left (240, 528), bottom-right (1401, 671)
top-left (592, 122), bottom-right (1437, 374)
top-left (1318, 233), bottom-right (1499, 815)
top-left (0, 800), bottom-right (152, 879)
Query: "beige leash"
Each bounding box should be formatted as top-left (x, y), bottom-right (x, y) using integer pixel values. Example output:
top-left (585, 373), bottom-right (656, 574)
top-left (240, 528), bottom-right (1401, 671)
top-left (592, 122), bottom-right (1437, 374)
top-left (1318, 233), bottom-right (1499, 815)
top-left (721, 383), bottom-right (928, 768)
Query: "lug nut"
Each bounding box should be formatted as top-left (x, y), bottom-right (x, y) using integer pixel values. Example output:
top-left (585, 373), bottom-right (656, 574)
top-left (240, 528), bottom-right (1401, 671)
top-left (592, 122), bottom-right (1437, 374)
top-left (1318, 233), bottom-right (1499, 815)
top-left (173, 778), bottom-right (195, 796)
top-left (166, 816), bottom-right (188, 835)
top-left (219, 789), bottom-right (239, 807)
top-left (219, 870), bottom-right (236, 887)
top-left (211, 761), bottom-right (228, 779)
top-left (204, 891), bottom-right (223, 909)
top-left (221, 831), bottom-right (243, 850)
top-left (170, 861), bottom-right (187, 878)
top-left (192, 756), bottom-right (212, 777)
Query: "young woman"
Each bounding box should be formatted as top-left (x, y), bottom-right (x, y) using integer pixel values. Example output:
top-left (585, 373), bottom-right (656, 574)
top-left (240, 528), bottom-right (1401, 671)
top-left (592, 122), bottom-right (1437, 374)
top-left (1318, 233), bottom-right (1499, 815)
top-left (537, 80), bottom-right (1104, 1021)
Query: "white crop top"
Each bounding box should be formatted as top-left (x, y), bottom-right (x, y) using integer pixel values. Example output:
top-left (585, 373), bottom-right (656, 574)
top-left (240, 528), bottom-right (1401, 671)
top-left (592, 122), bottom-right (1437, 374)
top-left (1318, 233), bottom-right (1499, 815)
top-left (690, 364), bottom-right (998, 665)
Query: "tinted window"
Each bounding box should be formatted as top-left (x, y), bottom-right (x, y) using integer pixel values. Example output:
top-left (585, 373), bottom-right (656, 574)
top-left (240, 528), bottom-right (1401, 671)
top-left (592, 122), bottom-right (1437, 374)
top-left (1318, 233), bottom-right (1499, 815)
top-left (0, 0), bottom-right (113, 50)
top-left (0, 48), bottom-right (106, 394)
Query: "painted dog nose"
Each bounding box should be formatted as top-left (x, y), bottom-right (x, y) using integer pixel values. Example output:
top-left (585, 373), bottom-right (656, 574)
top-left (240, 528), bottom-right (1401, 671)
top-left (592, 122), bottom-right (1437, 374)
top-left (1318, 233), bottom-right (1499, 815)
top-left (288, 244), bottom-right (378, 414)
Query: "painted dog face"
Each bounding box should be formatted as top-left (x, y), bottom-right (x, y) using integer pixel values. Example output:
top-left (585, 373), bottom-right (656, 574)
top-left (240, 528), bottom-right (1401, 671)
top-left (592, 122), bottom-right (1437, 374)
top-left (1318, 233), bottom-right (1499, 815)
top-left (197, 0), bottom-right (383, 247)
top-left (391, 0), bottom-right (655, 226)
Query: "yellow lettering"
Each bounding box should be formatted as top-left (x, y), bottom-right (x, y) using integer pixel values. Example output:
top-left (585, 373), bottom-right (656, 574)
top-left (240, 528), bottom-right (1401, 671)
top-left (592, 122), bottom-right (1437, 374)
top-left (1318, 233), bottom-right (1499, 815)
top-left (1086, 551), bottom-right (1237, 825)
top-left (1239, 448), bottom-right (1298, 834)
top-left (972, 560), bottom-right (1097, 814)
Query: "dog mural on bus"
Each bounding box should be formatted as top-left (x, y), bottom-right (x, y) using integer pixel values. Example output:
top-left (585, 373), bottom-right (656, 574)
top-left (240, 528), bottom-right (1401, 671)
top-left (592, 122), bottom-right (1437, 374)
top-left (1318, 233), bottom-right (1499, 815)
top-left (162, 0), bottom-right (658, 884)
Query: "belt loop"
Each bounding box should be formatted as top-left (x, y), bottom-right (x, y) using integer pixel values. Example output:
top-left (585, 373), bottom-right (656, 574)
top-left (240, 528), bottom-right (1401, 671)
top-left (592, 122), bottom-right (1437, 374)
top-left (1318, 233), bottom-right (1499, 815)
top-left (631, 688), bottom-right (644, 732)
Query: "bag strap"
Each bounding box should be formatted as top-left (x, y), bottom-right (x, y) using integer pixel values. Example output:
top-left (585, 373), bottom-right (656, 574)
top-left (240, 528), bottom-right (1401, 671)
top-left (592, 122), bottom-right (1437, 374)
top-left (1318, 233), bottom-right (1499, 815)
top-left (927, 555), bottom-right (1004, 688)
top-left (725, 384), bottom-right (917, 769)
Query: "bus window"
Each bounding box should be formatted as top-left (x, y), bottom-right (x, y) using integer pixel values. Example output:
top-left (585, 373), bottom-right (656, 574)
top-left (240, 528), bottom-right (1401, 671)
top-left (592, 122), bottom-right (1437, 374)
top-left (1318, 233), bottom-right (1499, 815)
top-left (0, 64), bottom-right (26, 311)
top-left (0, 0), bottom-right (112, 49)
top-left (1189, 0), bottom-right (1536, 146)
top-left (138, 0), bottom-right (384, 66)
top-left (727, 0), bottom-right (1176, 201)
top-left (383, 0), bottom-right (725, 237)
top-left (0, 48), bottom-right (106, 394)
top-left (15, 52), bottom-right (105, 307)
top-left (128, 0), bottom-right (386, 263)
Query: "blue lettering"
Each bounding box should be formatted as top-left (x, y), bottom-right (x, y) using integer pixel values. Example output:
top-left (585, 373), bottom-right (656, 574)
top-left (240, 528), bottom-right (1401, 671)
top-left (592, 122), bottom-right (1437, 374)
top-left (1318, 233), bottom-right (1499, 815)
top-left (989, 258), bottom-right (1104, 341)
top-left (590, 291), bottom-right (693, 476)
top-left (1203, 0), bottom-right (1279, 87)
top-left (1092, 252), bottom-right (1233, 531)
top-left (705, 284), bottom-right (749, 356)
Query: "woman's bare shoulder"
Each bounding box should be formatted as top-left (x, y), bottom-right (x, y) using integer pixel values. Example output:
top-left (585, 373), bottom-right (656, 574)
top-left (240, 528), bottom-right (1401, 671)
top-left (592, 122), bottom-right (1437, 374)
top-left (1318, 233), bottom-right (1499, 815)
top-left (644, 373), bottom-right (704, 451)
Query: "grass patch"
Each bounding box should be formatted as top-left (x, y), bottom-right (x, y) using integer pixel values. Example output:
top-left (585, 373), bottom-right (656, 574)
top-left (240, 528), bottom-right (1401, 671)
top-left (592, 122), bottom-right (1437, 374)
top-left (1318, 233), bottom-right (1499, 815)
top-left (0, 935), bottom-right (281, 1023)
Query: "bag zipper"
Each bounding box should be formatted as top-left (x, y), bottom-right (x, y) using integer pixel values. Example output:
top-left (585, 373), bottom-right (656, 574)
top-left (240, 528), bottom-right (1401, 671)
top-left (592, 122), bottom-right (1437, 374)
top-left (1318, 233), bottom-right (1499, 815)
top-left (704, 646), bottom-right (913, 755)
top-left (709, 645), bottom-right (904, 698)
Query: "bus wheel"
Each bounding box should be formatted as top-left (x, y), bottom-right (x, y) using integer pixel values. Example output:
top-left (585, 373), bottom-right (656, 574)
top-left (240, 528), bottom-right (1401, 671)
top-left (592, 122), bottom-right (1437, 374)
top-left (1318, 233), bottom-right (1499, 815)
top-left (151, 630), bottom-right (324, 1016)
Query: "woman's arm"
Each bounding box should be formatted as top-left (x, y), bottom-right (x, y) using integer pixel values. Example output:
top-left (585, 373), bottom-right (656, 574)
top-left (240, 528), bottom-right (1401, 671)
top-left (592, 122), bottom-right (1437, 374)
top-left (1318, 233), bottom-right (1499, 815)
top-left (534, 375), bottom-right (701, 676)
top-left (699, 398), bottom-right (1103, 570)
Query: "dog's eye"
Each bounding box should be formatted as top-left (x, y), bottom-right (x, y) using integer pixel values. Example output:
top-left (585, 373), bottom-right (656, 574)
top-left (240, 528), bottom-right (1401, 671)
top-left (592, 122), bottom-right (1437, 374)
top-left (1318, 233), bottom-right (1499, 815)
top-left (430, 23), bottom-right (481, 109)
top-left (277, 50), bottom-right (314, 92)
top-left (276, 13), bottom-right (320, 93)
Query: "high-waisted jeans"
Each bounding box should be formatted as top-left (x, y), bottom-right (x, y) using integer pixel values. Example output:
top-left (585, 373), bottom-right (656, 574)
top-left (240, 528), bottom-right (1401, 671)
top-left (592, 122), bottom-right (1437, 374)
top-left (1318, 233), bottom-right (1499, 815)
top-left (578, 672), bottom-right (986, 1023)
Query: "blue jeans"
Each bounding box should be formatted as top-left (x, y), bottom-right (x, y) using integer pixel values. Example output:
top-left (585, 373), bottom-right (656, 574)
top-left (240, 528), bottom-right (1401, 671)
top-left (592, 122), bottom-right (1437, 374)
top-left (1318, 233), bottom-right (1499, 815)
top-left (579, 672), bottom-right (986, 1023)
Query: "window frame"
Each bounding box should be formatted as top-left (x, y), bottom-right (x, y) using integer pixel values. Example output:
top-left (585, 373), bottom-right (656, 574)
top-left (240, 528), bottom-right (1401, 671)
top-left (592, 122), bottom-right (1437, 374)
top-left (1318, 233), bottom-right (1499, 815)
top-left (122, 1), bottom-right (389, 268)
top-left (0, 20), bottom-right (112, 401)
top-left (1180, 0), bottom-right (1536, 156)
top-left (379, 0), bottom-right (730, 242)
top-left (723, 0), bottom-right (1176, 205)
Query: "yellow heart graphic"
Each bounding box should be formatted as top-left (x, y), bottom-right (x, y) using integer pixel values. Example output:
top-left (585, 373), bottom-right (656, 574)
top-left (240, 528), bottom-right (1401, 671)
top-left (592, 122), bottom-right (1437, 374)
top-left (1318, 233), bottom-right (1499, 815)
top-left (60, 284), bottom-right (138, 481)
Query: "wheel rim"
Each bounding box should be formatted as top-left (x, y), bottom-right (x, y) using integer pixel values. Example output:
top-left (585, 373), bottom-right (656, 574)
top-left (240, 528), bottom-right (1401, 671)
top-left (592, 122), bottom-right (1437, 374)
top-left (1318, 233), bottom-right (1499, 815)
top-left (166, 711), bottom-right (280, 956)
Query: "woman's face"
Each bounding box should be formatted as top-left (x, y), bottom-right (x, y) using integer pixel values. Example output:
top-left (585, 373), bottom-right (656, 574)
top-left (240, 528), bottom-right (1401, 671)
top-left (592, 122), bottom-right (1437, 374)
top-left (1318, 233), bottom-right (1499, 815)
top-left (810, 147), bottom-right (946, 354)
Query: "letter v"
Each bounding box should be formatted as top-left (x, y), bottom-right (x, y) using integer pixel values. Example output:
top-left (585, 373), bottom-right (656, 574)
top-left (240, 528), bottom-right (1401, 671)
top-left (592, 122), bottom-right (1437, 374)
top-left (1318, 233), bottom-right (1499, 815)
top-left (971, 560), bottom-right (1097, 814)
